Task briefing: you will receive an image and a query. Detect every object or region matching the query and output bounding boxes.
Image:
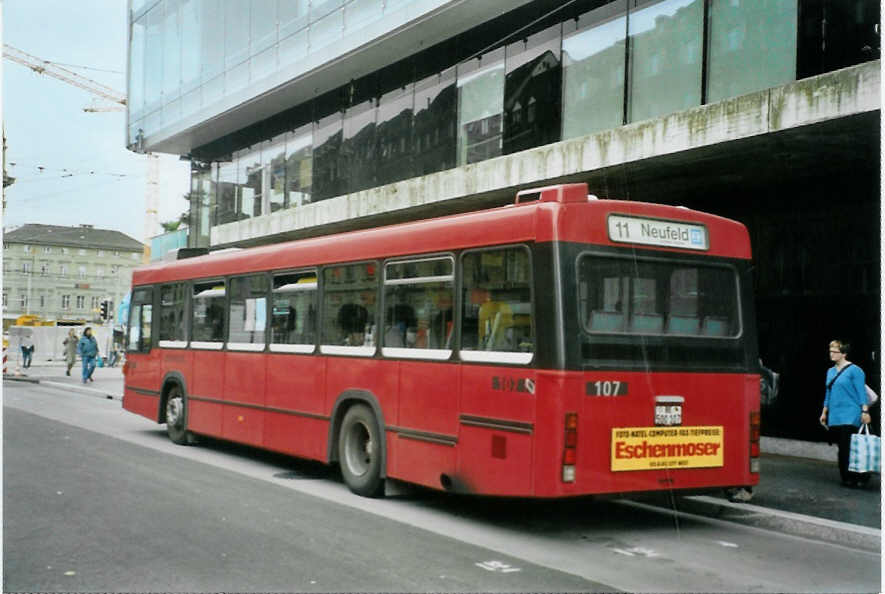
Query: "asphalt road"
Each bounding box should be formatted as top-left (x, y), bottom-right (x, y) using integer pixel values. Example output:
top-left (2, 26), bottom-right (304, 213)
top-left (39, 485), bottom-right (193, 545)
top-left (4, 380), bottom-right (881, 593)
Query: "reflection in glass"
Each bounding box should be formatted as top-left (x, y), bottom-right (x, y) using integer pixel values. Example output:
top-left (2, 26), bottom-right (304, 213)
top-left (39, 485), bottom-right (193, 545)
top-left (313, 112), bottom-right (343, 201)
top-left (376, 84), bottom-right (414, 185)
top-left (272, 271), bottom-right (317, 346)
top-left (251, 0), bottom-right (277, 54)
top-left (144, 4), bottom-right (164, 110)
top-left (345, 0), bottom-right (382, 34)
top-left (162, 0), bottom-right (182, 99)
top-left (310, 8), bottom-right (343, 51)
top-left (130, 17), bottom-right (146, 118)
top-left (216, 160), bottom-right (238, 225)
top-left (264, 135), bottom-right (287, 213)
top-left (181, 0), bottom-right (202, 92)
top-left (562, 5), bottom-right (627, 138)
top-left (707, 0), bottom-right (797, 103)
top-left (628, 0), bottom-right (703, 123)
top-left (343, 100), bottom-right (377, 194)
top-left (457, 48), bottom-right (505, 165)
top-left (279, 0), bottom-right (309, 39)
top-left (225, 1), bottom-right (250, 67)
top-left (286, 125), bottom-right (313, 206)
top-left (503, 24), bottom-right (562, 155)
top-left (201, 0), bottom-right (224, 82)
top-left (413, 68), bottom-right (456, 175)
top-left (238, 148), bottom-right (263, 218)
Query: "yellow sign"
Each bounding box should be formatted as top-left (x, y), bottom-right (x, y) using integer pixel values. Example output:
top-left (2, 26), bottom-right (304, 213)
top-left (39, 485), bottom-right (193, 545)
top-left (611, 426), bottom-right (724, 472)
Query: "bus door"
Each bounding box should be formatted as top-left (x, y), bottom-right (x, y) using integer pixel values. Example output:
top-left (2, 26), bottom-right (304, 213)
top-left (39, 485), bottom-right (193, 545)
top-left (123, 287), bottom-right (160, 419)
top-left (382, 256), bottom-right (460, 489)
top-left (222, 274), bottom-right (269, 446)
top-left (456, 247), bottom-right (537, 496)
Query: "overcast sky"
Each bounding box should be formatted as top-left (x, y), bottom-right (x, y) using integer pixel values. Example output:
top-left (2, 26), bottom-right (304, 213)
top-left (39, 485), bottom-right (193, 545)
top-left (2, 0), bottom-right (191, 243)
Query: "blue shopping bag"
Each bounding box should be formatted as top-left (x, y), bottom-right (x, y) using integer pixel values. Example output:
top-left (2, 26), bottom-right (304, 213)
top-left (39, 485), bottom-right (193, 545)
top-left (849, 424), bottom-right (880, 474)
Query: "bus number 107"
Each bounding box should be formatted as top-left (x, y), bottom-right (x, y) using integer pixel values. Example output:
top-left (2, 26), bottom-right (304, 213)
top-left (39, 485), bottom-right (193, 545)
top-left (586, 381), bottom-right (628, 396)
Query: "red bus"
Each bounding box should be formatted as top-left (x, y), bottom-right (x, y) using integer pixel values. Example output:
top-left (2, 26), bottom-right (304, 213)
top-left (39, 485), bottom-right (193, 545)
top-left (123, 183), bottom-right (760, 498)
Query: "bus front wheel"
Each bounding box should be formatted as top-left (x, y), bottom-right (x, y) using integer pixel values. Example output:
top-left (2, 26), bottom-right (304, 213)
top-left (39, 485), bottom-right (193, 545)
top-left (165, 384), bottom-right (189, 445)
top-left (338, 404), bottom-right (384, 497)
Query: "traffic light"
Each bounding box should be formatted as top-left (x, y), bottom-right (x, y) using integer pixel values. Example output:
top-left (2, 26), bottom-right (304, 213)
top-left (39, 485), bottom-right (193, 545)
top-left (100, 300), bottom-right (109, 320)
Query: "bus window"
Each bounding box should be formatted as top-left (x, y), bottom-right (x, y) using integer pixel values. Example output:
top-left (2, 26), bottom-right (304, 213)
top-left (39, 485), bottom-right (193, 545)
top-left (383, 256), bottom-right (454, 359)
top-left (127, 288), bottom-right (153, 352)
top-left (460, 247), bottom-right (534, 364)
top-left (320, 262), bottom-right (378, 356)
top-left (192, 280), bottom-right (226, 347)
top-left (271, 271), bottom-right (317, 353)
top-left (158, 283), bottom-right (187, 347)
top-left (578, 256), bottom-right (740, 338)
top-left (228, 274), bottom-right (269, 350)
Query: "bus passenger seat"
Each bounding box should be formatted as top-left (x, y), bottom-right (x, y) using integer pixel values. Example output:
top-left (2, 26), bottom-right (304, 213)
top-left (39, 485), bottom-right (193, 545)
top-left (630, 313), bottom-right (663, 333)
top-left (666, 314), bottom-right (700, 335)
top-left (701, 316), bottom-right (729, 337)
top-left (589, 310), bottom-right (625, 332)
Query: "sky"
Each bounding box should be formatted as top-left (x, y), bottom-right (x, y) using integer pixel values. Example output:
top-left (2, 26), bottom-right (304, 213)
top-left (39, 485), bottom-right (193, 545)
top-left (2, 0), bottom-right (191, 243)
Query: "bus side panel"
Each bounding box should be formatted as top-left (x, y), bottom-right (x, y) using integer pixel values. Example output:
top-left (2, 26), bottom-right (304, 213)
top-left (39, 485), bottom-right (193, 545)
top-left (189, 350), bottom-right (225, 435)
top-left (264, 353), bottom-right (327, 460)
top-left (222, 351), bottom-right (267, 446)
top-left (122, 351), bottom-right (161, 421)
top-left (577, 372), bottom-right (758, 495)
top-left (456, 364), bottom-right (536, 496)
top-left (389, 360), bottom-right (459, 490)
top-left (160, 348), bottom-right (193, 390)
top-left (324, 356), bottom-right (398, 428)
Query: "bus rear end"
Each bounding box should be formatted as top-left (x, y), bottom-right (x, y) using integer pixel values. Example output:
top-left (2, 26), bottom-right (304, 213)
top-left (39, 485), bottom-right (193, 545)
top-left (548, 201), bottom-right (759, 497)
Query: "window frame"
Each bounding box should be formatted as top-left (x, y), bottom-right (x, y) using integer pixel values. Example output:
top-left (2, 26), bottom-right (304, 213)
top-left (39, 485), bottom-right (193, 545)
top-left (575, 250), bottom-right (744, 340)
top-left (227, 272), bottom-right (270, 352)
top-left (127, 287), bottom-right (155, 353)
top-left (458, 244), bottom-right (536, 365)
top-left (190, 277), bottom-right (227, 349)
top-left (319, 259), bottom-right (380, 358)
top-left (381, 253), bottom-right (456, 361)
top-left (158, 281), bottom-right (190, 348)
top-left (269, 268), bottom-right (318, 354)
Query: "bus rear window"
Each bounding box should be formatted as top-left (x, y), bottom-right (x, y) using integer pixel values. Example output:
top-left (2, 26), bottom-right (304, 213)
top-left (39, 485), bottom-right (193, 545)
top-left (577, 255), bottom-right (740, 338)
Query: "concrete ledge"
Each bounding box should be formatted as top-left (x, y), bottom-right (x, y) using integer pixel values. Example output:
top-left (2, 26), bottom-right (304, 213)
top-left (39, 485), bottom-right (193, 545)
top-left (623, 496), bottom-right (880, 553)
top-left (762, 436), bottom-right (837, 462)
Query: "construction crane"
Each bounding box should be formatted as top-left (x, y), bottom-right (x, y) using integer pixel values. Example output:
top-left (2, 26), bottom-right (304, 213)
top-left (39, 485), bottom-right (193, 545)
top-left (3, 44), bottom-right (126, 111)
top-left (3, 44), bottom-right (159, 263)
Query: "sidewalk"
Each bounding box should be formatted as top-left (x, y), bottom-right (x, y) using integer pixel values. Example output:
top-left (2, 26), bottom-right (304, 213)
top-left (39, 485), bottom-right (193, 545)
top-left (5, 362), bottom-right (881, 550)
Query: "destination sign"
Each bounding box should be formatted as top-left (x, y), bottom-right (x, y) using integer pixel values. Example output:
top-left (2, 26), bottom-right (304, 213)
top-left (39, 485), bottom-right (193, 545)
top-left (608, 215), bottom-right (708, 251)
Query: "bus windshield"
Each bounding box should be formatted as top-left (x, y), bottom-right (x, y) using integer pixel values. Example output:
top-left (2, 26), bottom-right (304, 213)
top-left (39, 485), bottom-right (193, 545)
top-left (577, 253), bottom-right (747, 369)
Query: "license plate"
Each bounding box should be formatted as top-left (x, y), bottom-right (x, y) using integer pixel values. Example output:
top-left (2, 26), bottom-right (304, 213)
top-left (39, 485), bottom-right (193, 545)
top-left (655, 404), bottom-right (682, 426)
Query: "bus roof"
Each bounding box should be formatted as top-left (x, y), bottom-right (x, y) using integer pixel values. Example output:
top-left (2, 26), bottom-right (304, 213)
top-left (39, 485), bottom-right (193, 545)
top-left (132, 187), bottom-right (751, 286)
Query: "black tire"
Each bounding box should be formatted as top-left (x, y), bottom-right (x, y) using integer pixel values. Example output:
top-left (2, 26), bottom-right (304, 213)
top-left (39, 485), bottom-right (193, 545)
top-left (338, 404), bottom-right (384, 497)
top-left (165, 384), bottom-right (189, 445)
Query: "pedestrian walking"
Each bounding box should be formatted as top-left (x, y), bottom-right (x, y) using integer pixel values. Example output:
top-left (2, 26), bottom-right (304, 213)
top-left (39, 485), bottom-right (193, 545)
top-left (819, 339), bottom-right (872, 487)
top-left (62, 328), bottom-right (79, 376)
top-left (20, 334), bottom-right (34, 369)
top-left (77, 327), bottom-right (100, 384)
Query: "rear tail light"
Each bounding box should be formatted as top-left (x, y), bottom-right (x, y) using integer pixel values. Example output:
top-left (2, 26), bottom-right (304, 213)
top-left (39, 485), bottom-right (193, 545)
top-left (749, 410), bottom-right (761, 473)
top-left (562, 412), bottom-right (578, 482)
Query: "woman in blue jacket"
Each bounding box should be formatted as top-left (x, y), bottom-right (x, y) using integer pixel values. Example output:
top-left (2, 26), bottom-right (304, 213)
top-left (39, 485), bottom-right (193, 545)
top-left (819, 340), bottom-right (871, 487)
top-left (77, 327), bottom-right (99, 384)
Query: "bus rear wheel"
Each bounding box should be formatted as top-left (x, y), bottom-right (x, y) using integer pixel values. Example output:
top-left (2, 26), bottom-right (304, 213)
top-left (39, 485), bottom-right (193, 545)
top-left (165, 384), bottom-right (189, 445)
top-left (338, 404), bottom-right (384, 497)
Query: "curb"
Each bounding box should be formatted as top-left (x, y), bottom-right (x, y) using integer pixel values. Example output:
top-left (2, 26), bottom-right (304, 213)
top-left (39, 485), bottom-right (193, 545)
top-left (2, 374), bottom-right (40, 384)
top-left (20, 377), bottom-right (119, 400)
top-left (628, 495), bottom-right (880, 552)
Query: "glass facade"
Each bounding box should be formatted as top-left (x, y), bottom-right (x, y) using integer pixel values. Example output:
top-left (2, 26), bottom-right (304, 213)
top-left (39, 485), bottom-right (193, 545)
top-left (166, 0), bottom-right (868, 240)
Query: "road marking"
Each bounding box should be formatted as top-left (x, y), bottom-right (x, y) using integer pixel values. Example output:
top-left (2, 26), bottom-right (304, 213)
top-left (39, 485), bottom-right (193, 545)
top-left (476, 560), bottom-right (521, 573)
top-left (610, 547), bottom-right (660, 558)
top-left (717, 540), bottom-right (739, 548)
